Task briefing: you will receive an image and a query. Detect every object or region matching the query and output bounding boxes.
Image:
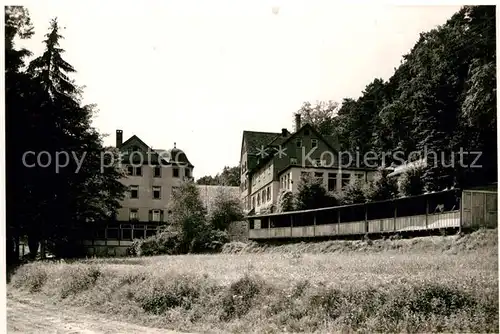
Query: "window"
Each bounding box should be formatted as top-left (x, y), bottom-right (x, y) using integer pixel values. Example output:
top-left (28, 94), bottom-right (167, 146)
top-left (129, 209), bottom-right (138, 221)
top-left (315, 172), bottom-right (324, 179)
top-left (171, 186), bottom-right (179, 197)
top-left (311, 139), bottom-right (318, 148)
top-left (261, 190), bottom-right (265, 202)
top-left (266, 187), bottom-right (271, 201)
top-left (150, 209), bottom-right (163, 222)
top-left (296, 139), bottom-right (302, 148)
top-left (290, 157), bottom-right (298, 165)
top-left (341, 173), bottom-right (351, 189)
top-left (304, 129), bottom-right (310, 136)
top-left (173, 168), bottom-right (179, 177)
top-left (328, 173), bottom-right (337, 191)
top-left (126, 166), bottom-right (142, 176)
top-left (185, 168), bottom-right (191, 177)
top-left (252, 196), bottom-right (256, 208)
top-left (153, 186), bottom-right (161, 199)
top-left (154, 166), bottom-right (161, 177)
top-left (356, 173), bottom-right (364, 181)
top-left (257, 193), bottom-right (261, 206)
top-left (130, 185), bottom-right (138, 199)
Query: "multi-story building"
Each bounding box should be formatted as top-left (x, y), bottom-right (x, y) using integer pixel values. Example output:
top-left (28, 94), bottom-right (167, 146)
top-left (239, 115), bottom-right (377, 214)
top-left (115, 129), bottom-right (194, 224)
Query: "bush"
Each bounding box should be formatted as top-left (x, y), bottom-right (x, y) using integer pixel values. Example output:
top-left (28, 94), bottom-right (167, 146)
top-left (277, 190), bottom-right (295, 212)
top-left (399, 167), bottom-right (425, 197)
top-left (365, 168), bottom-right (399, 202)
top-left (340, 179), bottom-right (368, 205)
top-left (129, 232), bottom-right (183, 256)
top-left (190, 228), bottom-right (229, 253)
top-left (295, 174), bottom-right (338, 210)
top-left (209, 188), bottom-right (244, 231)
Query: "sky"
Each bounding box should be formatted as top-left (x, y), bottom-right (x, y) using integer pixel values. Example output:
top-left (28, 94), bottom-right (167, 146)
top-left (17, 1), bottom-right (462, 179)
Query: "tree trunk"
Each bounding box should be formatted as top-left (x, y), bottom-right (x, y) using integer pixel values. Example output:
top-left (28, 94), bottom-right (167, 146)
top-left (28, 234), bottom-right (40, 260)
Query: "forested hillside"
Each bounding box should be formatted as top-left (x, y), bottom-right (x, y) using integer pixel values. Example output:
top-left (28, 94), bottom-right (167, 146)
top-left (298, 5), bottom-right (496, 191)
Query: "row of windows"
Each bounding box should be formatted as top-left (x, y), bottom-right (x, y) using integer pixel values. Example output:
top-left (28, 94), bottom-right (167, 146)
top-left (295, 138), bottom-right (318, 148)
top-left (280, 173), bottom-right (292, 190)
top-left (252, 164), bottom-right (272, 188)
top-left (129, 208), bottom-right (165, 222)
top-left (297, 171), bottom-right (365, 192)
top-left (127, 165), bottom-right (191, 178)
top-left (129, 185), bottom-right (179, 200)
top-left (249, 186), bottom-right (272, 209)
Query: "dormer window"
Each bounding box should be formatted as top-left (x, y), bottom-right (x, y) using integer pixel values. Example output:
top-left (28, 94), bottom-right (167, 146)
top-left (311, 139), bottom-right (318, 148)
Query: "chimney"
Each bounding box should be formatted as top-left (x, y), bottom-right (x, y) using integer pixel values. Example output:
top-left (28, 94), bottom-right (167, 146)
top-left (294, 113), bottom-right (301, 132)
top-left (116, 129), bottom-right (123, 148)
top-left (281, 128), bottom-right (288, 137)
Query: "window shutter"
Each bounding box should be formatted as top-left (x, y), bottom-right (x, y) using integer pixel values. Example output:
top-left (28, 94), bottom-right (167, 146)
top-left (148, 210), bottom-right (152, 222)
top-left (160, 210), bottom-right (164, 223)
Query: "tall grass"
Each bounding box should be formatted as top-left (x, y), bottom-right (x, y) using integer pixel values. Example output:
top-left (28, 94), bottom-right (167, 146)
top-left (8, 229), bottom-right (498, 333)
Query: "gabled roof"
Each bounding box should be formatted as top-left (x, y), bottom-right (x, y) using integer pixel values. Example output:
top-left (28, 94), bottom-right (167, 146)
top-left (249, 123), bottom-right (341, 172)
top-left (278, 123), bottom-right (339, 153)
top-left (243, 131), bottom-right (281, 156)
top-left (119, 135), bottom-right (194, 168)
top-left (120, 135), bottom-right (150, 149)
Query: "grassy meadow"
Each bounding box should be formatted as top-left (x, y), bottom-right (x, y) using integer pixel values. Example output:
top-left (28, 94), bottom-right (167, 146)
top-left (8, 229), bottom-right (499, 333)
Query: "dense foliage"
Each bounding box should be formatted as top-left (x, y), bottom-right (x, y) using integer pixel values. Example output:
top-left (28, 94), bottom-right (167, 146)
top-left (132, 180), bottom-right (241, 255)
top-left (298, 6), bottom-right (496, 191)
top-left (197, 166), bottom-right (240, 186)
top-left (5, 7), bottom-right (127, 262)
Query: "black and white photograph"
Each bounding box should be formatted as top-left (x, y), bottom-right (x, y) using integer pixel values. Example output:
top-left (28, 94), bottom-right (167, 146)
top-left (2, 2), bottom-right (498, 333)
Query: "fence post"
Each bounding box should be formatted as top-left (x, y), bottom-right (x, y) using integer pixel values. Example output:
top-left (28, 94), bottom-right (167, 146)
top-left (313, 213), bottom-right (316, 237)
top-left (365, 205), bottom-right (368, 234)
top-left (393, 205), bottom-right (397, 232)
top-left (483, 192), bottom-right (487, 227)
top-left (459, 191), bottom-right (463, 233)
top-left (425, 198), bottom-right (429, 229)
top-left (337, 209), bottom-right (341, 235)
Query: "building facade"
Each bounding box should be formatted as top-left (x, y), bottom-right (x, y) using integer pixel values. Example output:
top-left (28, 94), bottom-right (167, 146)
top-left (239, 115), bottom-right (377, 215)
top-left (115, 129), bottom-right (194, 224)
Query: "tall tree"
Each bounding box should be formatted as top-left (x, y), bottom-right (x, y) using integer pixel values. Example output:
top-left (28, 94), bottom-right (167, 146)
top-left (296, 100), bottom-right (339, 136)
top-left (5, 6), bottom-right (35, 263)
top-left (196, 165), bottom-right (240, 187)
top-left (6, 15), bottom-right (126, 259)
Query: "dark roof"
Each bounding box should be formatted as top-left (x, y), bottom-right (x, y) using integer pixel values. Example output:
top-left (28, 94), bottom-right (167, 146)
top-left (243, 131), bottom-right (281, 156)
top-left (249, 123), bottom-right (342, 173)
top-left (120, 135), bottom-right (149, 149)
top-left (166, 147), bottom-right (194, 167)
top-left (119, 135), bottom-right (194, 167)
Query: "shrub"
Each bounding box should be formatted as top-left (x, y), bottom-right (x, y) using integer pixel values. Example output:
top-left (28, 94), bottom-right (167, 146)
top-left (130, 231), bottom-right (183, 256)
top-left (209, 188), bottom-right (244, 231)
top-left (190, 228), bottom-right (229, 253)
top-left (340, 178), bottom-right (368, 205)
top-left (295, 174), bottom-right (338, 210)
top-left (399, 167), bottom-right (425, 197)
top-left (365, 168), bottom-right (399, 202)
top-left (277, 189), bottom-right (295, 212)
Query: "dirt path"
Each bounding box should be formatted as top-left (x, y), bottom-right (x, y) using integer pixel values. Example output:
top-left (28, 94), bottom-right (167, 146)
top-left (7, 290), bottom-right (187, 334)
